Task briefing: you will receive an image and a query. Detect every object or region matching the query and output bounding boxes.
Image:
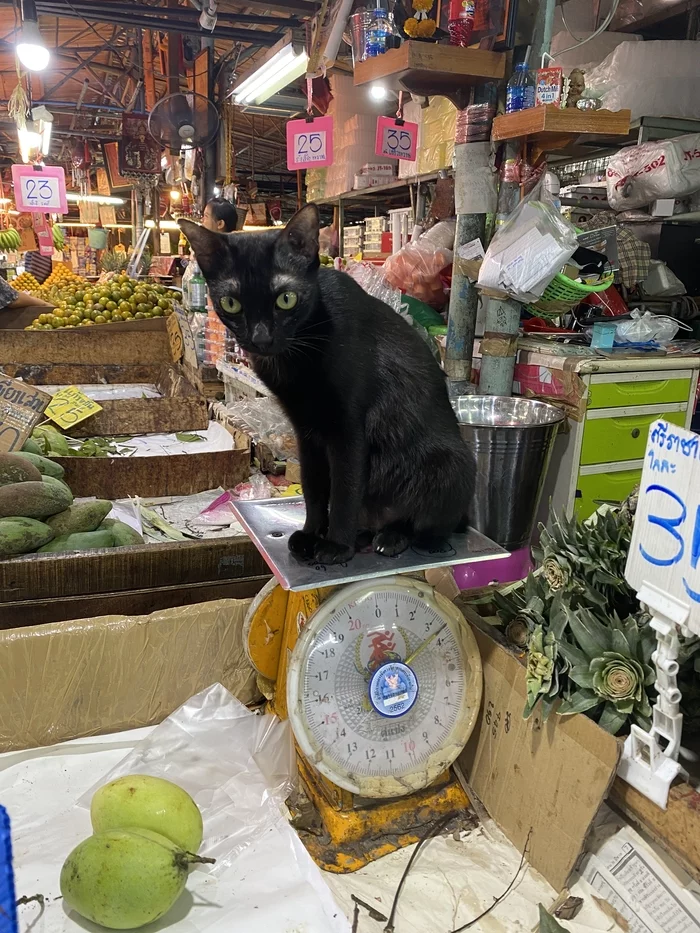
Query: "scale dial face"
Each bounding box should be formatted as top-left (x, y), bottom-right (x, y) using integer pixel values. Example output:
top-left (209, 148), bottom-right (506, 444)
top-left (287, 576), bottom-right (483, 798)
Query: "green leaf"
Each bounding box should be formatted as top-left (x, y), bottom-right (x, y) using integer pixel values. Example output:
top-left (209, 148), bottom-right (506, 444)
top-left (597, 702), bottom-right (628, 735)
top-left (610, 627), bottom-right (631, 657)
top-left (557, 690), bottom-right (602, 717)
top-left (568, 666), bottom-right (595, 689)
top-left (557, 640), bottom-right (590, 668)
top-left (175, 432), bottom-right (204, 443)
top-left (538, 905), bottom-right (567, 933)
top-left (568, 608), bottom-right (613, 659)
top-left (638, 623), bottom-right (657, 664)
top-left (540, 694), bottom-right (558, 722)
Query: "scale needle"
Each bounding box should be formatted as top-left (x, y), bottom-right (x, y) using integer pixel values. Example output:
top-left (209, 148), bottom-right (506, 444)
top-left (404, 623), bottom-right (447, 666)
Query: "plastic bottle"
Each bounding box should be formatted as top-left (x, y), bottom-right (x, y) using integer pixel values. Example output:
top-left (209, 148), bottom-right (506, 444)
top-left (188, 261), bottom-right (207, 313)
top-left (366, 2), bottom-right (390, 57)
top-left (506, 62), bottom-right (535, 113)
top-left (448, 0), bottom-right (475, 47)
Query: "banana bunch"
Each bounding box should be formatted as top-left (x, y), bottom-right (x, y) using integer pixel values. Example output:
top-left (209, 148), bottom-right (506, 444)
top-left (52, 225), bottom-right (65, 249)
top-left (0, 228), bottom-right (21, 251)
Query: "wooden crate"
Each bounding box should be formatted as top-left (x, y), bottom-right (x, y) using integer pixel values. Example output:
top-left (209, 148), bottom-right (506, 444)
top-left (0, 362), bottom-right (208, 437)
top-left (0, 535), bottom-right (270, 627)
top-left (0, 308), bottom-right (171, 366)
top-left (55, 444), bottom-right (250, 498)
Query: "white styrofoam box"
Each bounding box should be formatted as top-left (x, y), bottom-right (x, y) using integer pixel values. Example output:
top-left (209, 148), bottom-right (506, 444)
top-left (353, 174), bottom-right (370, 189)
top-left (586, 40), bottom-right (700, 120)
top-left (364, 216), bottom-right (388, 231)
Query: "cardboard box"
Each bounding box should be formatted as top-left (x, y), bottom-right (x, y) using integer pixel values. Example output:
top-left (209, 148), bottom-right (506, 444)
top-left (458, 608), bottom-right (621, 892)
top-left (0, 374), bottom-right (50, 452)
top-left (0, 599), bottom-right (260, 753)
top-left (0, 307), bottom-right (171, 366)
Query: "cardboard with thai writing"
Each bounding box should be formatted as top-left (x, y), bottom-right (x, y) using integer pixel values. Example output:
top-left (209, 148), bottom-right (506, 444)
top-left (0, 375), bottom-right (51, 453)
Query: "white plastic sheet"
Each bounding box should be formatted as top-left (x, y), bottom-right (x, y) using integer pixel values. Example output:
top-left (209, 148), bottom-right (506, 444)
top-left (1, 685), bottom-right (349, 933)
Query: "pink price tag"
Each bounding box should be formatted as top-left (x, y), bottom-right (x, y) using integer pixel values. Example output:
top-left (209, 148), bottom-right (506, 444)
top-left (375, 116), bottom-right (418, 161)
top-left (12, 164), bottom-right (68, 214)
top-left (286, 116), bottom-right (334, 171)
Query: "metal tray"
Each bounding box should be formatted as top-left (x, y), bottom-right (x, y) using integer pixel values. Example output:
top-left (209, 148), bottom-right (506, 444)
top-left (231, 497), bottom-right (509, 592)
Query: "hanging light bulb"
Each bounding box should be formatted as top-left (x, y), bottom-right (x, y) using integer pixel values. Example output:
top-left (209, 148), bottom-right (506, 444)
top-left (16, 2), bottom-right (50, 72)
top-left (169, 188), bottom-right (181, 201)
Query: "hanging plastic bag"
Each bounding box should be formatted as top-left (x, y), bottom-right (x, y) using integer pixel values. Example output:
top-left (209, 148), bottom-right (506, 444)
top-left (478, 182), bottom-right (578, 302)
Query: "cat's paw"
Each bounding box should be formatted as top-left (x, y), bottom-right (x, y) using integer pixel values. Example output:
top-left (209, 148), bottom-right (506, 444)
top-left (313, 539), bottom-right (354, 564)
top-left (288, 530), bottom-right (321, 559)
top-left (373, 530), bottom-right (410, 557)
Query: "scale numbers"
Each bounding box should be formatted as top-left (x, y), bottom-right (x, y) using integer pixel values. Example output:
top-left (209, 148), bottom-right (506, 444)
top-left (287, 576), bottom-right (482, 797)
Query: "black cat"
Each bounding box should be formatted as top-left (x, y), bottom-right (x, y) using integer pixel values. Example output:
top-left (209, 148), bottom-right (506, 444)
top-left (180, 206), bottom-right (474, 565)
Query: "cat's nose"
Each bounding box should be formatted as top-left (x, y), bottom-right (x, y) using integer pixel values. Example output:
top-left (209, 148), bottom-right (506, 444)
top-left (251, 323), bottom-right (273, 350)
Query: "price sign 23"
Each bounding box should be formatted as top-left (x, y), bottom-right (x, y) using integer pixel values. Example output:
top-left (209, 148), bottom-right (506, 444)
top-left (375, 116), bottom-right (418, 162)
top-left (12, 164), bottom-right (68, 214)
top-left (626, 419), bottom-right (700, 632)
top-left (286, 116), bottom-right (334, 171)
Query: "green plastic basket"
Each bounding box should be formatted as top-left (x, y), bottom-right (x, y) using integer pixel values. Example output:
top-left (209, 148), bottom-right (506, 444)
top-left (527, 271), bottom-right (615, 320)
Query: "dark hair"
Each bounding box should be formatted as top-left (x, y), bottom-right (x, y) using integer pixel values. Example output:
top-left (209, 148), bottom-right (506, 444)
top-left (207, 197), bottom-right (238, 232)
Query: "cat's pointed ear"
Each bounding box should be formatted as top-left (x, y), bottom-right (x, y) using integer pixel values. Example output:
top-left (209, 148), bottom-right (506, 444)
top-left (280, 204), bottom-right (319, 264)
top-left (178, 219), bottom-right (230, 277)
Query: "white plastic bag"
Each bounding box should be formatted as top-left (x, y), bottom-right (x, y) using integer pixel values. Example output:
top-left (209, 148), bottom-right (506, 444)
top-left (615, 310), bottom-right (681, 346)
top-left (78, 683), bottom-right (296, 874)
top-left (606, 134), bottom-right (700, 210)
top-left (478, 184), bottom-right (578, 302)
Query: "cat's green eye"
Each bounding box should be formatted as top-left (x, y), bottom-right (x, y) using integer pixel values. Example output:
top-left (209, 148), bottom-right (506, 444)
top-left (220, 297), bottom-right (241, 314)
top-left (275, 291), bottom-right (298, 311)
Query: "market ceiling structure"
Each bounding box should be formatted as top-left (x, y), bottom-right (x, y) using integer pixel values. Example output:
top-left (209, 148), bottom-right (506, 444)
top-left (0, 0), bottom-right (319, 187)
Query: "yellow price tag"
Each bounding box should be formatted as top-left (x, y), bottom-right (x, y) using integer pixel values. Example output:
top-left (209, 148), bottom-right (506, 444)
top-left (46, 386), bottom-right (102, 429)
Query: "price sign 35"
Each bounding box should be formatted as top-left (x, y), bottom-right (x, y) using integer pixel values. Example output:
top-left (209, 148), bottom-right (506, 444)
top-left (375, 116), bottom-right (418, 162)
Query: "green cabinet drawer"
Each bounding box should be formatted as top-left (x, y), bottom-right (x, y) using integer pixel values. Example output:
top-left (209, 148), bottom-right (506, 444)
top-left (581, 409), bottom-right (686, 465)
top-left (575, 468), bottom-right (642, 520)
top-left (588, 377), bottom-right (691, 409)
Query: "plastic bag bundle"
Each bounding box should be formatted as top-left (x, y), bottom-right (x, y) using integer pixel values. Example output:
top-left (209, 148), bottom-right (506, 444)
top-left (478, 187), bottom-right (578, 302)
top-left (382, 220), bottom-right (455, 309)
top-left (606, 133), bottom-right (700, 210)
top-left (345, 260), bottom-right (402, 313)
top-left (224, 397), bottom-right (297, 460)
top-left (614, 310), bottom-right (683, 347)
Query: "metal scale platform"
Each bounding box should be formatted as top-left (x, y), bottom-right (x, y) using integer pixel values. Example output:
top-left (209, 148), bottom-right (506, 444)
top-left (232, 496), bottom-right (509, 872)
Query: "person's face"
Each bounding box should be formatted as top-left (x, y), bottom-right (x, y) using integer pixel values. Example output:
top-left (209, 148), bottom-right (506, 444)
top-left (202, 205), bottom-right (225, 233)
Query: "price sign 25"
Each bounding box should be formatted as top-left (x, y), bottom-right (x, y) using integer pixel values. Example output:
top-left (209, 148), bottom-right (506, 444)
top-left (375, 116), bottom-right (418, 162)
top-left (286, 116), bottom-right (334, 171)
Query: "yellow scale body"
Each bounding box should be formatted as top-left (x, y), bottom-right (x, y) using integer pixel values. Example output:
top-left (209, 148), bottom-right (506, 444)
top-left (243, 577), bottom-right (473, 873)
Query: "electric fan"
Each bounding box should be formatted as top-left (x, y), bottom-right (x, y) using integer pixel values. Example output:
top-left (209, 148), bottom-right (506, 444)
top-left (148, 92), bottom-right (220, 152)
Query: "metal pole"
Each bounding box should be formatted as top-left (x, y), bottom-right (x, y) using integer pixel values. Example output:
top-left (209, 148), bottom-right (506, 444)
top-left (478, 139), bottom-right (523, 397)
top-left (445, 211), bottom-right (484, 397)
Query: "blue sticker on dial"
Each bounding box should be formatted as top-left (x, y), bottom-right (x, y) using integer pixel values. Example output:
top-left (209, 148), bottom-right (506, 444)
top-left (369, 661), bottom-right (419, 718)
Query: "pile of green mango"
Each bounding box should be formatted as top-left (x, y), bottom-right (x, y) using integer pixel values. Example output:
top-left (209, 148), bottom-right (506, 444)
top-left (0, 445), bottom-right (145, 559)
top-left (62, 775), bottom-right (210, 929)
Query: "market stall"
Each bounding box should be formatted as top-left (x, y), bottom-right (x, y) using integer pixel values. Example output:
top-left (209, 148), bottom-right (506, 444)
top-left (1, 2), bottom-right (700, 933)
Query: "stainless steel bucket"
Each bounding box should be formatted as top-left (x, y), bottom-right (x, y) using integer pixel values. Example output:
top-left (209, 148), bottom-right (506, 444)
top-left (343, 10), bottom-right (372, 65)
top-left (453, 396), bottom-right (565, 550)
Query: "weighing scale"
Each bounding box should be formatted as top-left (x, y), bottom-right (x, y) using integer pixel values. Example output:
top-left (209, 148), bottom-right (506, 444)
top-left (235, 497), bottom-right (508, 872)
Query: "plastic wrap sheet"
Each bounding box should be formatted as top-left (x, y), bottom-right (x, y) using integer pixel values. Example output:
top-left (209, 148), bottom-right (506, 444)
top-left (0, 599), bottom-right (260, 754)
top-left (77, 684), bottom-right (296, 873)
top-left (586, 40), bottom-right (700, 120)
top-left (1, 693), bottom-right (348, 933)
top-left (223, 396), bottom-right (297, 460)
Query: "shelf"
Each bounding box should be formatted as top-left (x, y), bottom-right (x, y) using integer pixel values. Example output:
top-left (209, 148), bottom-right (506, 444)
top-left (310, 171), bottom-right (443, 206)
top-left (353, 41), bottom-right (505, 106)
top-left (492, 106), bottom-right (631, 161)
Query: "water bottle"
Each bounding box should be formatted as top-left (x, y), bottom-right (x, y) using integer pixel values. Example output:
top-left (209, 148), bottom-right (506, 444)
top-left (188, 261), bottom-right (207, 313)
top-left (506, 63), bottom-right (535, 113)
top-left (448, 0), bottom-right (475, 47)
top-left (366, 3), bottom-right (390, 57)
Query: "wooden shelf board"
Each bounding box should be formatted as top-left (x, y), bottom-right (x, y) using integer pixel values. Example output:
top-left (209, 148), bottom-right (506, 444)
top-left (310, 170), bottom-right (444, 205)
top-left (353, 41), bottom-right (505, 97)
top-left (492, 105), bottom-right (631, 143)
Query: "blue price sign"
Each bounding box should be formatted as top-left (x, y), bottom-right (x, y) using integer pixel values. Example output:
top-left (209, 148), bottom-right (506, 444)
top-left (626, 419), bottom-right (700, 634)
